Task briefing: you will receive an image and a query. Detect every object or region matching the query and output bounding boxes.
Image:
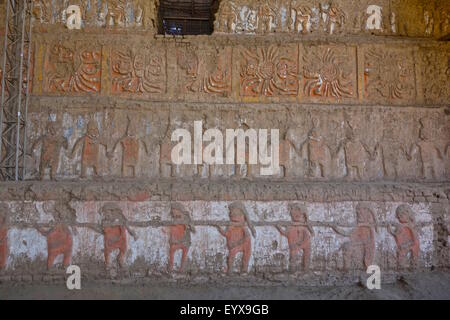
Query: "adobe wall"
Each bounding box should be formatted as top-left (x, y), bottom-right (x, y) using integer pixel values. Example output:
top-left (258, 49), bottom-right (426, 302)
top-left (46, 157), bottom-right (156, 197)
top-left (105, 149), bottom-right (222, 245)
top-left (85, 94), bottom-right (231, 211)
top-left (0, 0), bottom-right (448, 285)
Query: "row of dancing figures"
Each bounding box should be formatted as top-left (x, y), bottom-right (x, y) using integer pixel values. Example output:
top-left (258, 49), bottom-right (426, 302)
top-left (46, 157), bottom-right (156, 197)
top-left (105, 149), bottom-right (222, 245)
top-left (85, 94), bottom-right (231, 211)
top-left (0, 202), bottom-right (420, 272)
top-left (32, 118), bottom-right (149, 180)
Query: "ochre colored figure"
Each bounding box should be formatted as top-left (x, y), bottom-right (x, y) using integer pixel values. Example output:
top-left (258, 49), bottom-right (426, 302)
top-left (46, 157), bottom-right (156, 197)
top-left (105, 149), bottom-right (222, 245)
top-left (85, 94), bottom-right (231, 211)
top-left (37, 201), bottom-right (77, 269)
top-left (388, 205), bottom-right (420, 269)
top-left (217, 202), bottom-right (256, 274)
top-left (0, 203), bottom-right (9, 269)
top-left (405, 118), bottom-right (445, 180)
top-left (108, 119), bottom-right (149, 178)
top-left (72, 121), bottom-right (107, 178)
top-left (332, 204), bottom-right (377, 269)
top-left (340, 121), bottom-right (378, 181)
top-left (326, 5), bottom-right (346, 34)
top-left (305, 119), bottom-right (330, 178)
top-left (32, 122), bottom-right (68, 180)
top-left (258, 2), bottom-right (275, 33)
top-left (90, 203), bottom-right (137, 268)
top-left (291, 4), bottom-right (311, 33)
top-left (104, 0), bottom-right (127, 26)
top-left (217, 1), bottom-right (236, 32)
top-left (277, 204), bottom-right (314, 271)
top-left (164, 203), bottom-right (196, 272)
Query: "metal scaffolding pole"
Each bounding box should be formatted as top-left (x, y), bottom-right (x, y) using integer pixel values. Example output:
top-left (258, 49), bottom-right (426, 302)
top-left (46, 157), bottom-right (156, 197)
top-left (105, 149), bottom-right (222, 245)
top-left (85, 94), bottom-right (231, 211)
top-left (0, 0), bottom-right (33, 181)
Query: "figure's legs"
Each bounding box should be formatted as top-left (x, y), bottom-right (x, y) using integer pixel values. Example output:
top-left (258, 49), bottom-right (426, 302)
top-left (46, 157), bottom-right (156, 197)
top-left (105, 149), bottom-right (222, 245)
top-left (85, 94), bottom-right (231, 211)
top-left (47, 250), bottom-right (59, 269)
top-left (397, 248), bottom-right (407, 269)
top-left (423, 164), bottom-right (435, 180)
top-left (226, 247), bottom-right (239, 274)
top-left (347, 166), bottom-right (362, 180)
top-left (227, 16), bottom-right (234, 32)
top-left (241, 239), bottom-right (252, 273)
top-left (363, 244), bottom-right (374, 269)
top-left (302, 244), bottom-right (311, 270)
top-left (104, 247), bottom-right (111, 267)
top-left (50, 158), bottom-right (59, 180)
top-left (92, 165), bottom-right (99, 177)
top-left (81, 163), bottom-right (88, 178)
top-left (411, 246), bottom-right (419, 266)
top-left (294, 19), bottom-right (300, 32)
top-left (342, 242), bottom-right (352, 270)
top-left (0, 242), bottom-right (7, 269)
top-left (319, 163), bottom-right (325, 178)
top-left (168, 245), bottom-right (176, 272)
top-left (118, 243), bottom-right (127, 268)
top-left (63, 241), bottom-right (73, 268)
top-left (302, 20), bottom-right (308, 33)
top-left (265, 19), bottom-right (270, 32)
top-left (288, 247), bottom-right (301, 272)
top-left (39, 161), bottom-right (47, 180)
top-left (179, 246), bottom-right (189, 271)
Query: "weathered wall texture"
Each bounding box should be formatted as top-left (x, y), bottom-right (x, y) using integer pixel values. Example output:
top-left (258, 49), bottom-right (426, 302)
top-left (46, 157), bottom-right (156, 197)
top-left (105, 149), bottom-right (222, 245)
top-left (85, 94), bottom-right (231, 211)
top-left (0, 0), bottom-right (449, 285)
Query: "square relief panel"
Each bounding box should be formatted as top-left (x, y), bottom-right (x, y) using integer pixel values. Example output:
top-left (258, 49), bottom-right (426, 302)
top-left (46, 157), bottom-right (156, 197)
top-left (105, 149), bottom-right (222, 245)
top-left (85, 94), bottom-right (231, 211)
top-left (176, 44), bottom-right (232, 101)
top-left (239, 44), bottom-right (299, 100)
top-left (300, 44), bottom-right (357, 103)
top-left (362, 45), bottom-right (416, 105)
top-left (110, 43), bottom-right (167, 98)
top-left (43, 41), bottom-right (102, 95)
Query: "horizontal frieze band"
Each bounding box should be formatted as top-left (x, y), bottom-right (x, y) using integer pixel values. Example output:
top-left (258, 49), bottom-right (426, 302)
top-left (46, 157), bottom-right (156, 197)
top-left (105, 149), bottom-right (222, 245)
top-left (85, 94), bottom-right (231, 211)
top-left (0, 181), bottom-right (448, 202)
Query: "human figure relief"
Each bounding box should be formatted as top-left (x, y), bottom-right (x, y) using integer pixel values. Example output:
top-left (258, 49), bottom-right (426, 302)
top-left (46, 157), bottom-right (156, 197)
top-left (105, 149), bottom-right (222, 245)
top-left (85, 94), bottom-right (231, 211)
top-left (339, 120), bottom-right (379, 180)
top-left (388, 205), bottom-right (420, 269)
top-left (104, 0), bottom-right (127, 26)
top-left (424, 10), bottom-right (435, 35)
top-left (290, 2), bottom-right (311, 33)
top-left (276, 204), bottom-right (314, 271)
top-left (320, 3), bottom-right (346, 34)
top-left (300, 118), bottom-right (330, 179)
top-left (380, 118), bottom-right (404, 180)
top-left (216, 202), bottom-right (256, 274)
top-left (163, 203), bottom-right (196, 272)
top-left (216, 1), bottom-right (236, 33)
top-left (71, 121), bottom-right (107, 179)
top-left (32, 122), bottom-right (68, 180)
top-left (32, 0), bottom-right (52, 23)
top-left (404, 118), bottom-right (446, 180)
top-left (257, 1), bottom-right (276, 33)
top-left (139, 0), bottom-right (158, 29)
top-left (332, 204), bottom-right (378, 269)
top-left (108, 118), bottom-right (149, 178)
top-left (37, 200), bottom-right (78, 269)
top-left (89, 203), bottom-right (137, 268)
top-left (0, 203), bottom-right (10, 269)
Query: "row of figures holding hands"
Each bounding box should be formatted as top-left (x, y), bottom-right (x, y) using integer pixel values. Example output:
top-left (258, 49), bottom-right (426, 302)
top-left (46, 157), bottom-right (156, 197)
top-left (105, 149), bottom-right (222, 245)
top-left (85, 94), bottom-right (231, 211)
top-left (0, 201), bottom-right (420, 273)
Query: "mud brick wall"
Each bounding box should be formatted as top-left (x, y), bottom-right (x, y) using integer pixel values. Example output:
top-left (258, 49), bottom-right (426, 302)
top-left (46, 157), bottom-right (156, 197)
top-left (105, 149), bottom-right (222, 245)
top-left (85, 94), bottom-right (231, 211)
top-left (0, 0), bottom-right (449, 285)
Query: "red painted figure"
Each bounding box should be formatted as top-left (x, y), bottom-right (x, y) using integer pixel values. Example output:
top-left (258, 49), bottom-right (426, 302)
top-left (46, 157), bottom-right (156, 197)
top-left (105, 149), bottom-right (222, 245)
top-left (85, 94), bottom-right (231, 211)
top-left (38, 201), bottom-right (77, 269)
top-left (388, 205), bottom-right (420, 269)
top-left (333, 203), bottom-right (377, 269)
top-left (0, 203), bottom-right (9, 269)
top-left (108, 118), bottom-right (149, 178)
top-left (93, 203), bottom-right (137, 268)
top-left (72, 121), bottom-right (106, 178)
top-left (32, 122), bottom-right (68, 180)
top-left (164, 203), bottom-right (196, 272)
top-left (217, 202), bottom-right (256, 274)
top-left (277, 204), bottom-right (314, 271)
